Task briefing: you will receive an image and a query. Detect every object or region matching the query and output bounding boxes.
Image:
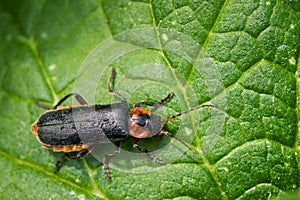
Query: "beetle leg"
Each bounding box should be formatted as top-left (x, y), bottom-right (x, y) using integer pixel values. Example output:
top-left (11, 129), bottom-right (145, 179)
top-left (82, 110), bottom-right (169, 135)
top-left (103, 141), bottom-right (120, 182)
top-left (107, 69), bottom-right (127, 102)
top-left (133, 138), bottom-right (165, 164)
top-left (54, 153), bottom-right (69, 173)
top-left (34, 100), bottom-right (53, 110)
top-left (54, 153), bottom-right (79, 173)
top-left (134, 92), bottom-right (174, 107)
top-left (76, 145), bottom-right (94, 159)
top-left (54, 146), bottom-right (93, 173)
top-left (35, 93), bottom-right (88, 110)
top-left (53, 93), bottom-right (88, 109)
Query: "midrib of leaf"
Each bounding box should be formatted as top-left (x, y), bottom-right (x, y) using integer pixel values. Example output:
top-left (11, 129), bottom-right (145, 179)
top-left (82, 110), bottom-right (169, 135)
top-left (149, 1), bottom-right (228, 199)
top-left (21, 36), bottom-right (59, 103)
top-left (42, 4), bottom-right (109, 94)
top-left (0, 150), bottom-right (107, 199)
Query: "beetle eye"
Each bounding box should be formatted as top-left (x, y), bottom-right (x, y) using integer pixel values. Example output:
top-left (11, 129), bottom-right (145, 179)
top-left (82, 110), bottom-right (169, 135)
top-left (137, 114), bottom-right (150, 127)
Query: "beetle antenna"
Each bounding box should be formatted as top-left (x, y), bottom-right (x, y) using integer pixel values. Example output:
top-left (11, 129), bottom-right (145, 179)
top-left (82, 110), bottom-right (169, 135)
top-left (162, 104), bottom-right (219, 124)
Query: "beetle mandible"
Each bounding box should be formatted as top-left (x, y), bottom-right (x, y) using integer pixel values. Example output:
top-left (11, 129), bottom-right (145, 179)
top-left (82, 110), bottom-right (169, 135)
top-left (31, 69), bottom-right (217, 181)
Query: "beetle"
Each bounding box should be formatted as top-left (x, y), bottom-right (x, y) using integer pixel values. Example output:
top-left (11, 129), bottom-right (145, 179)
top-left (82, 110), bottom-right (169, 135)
top-left (31, 69), bottom-right (217, 181)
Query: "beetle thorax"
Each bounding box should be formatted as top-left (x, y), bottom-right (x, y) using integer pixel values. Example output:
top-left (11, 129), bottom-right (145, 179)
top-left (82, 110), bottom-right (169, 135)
top-left (129, 107), bottom-right (152, 138)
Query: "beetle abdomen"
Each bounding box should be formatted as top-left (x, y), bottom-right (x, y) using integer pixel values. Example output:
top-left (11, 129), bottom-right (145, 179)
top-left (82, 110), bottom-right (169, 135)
top-left (35, 102), bottom-right (130, 146)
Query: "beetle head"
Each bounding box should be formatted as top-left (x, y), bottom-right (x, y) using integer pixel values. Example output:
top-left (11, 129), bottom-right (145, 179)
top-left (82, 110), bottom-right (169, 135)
top-left (129, 107), bottom-right (163, 138)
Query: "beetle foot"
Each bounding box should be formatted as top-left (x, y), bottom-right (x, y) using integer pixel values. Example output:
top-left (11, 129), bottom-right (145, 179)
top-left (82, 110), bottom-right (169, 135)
top-left (104, 164), bottom-right (112, 182)
top-left (103, 154), bottom-right (113, 182)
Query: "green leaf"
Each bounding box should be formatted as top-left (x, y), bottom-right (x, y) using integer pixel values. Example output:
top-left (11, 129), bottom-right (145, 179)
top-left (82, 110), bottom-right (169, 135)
top-left (0, 0), bottom-right (299, 199)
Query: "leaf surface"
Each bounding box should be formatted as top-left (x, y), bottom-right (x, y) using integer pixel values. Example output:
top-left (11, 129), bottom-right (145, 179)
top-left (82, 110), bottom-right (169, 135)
top-left (0, 0), bottom-right (299, 199)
